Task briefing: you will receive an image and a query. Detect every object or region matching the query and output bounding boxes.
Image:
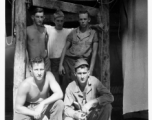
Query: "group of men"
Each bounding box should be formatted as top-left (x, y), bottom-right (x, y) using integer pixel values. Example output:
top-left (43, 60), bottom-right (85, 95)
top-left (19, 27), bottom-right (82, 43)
top-left (14, 7), bottom-right (114, 120)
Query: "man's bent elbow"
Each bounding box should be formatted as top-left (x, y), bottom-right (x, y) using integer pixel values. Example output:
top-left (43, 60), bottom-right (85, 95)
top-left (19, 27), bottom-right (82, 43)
top-left (59, 91), bottom-right (63, 100)
top-left (109, 95), bottom-right (114, 103)
top-left (15, 105), bottom-right (22, 114)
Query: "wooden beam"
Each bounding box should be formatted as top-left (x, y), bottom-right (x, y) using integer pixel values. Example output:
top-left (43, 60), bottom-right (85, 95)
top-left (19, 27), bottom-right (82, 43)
top-left (13, 0), bottom-right (26, 118)
top-left (60, 0), bottom-right (97, 1)
top-left (97, 0), bottom-right (110, 89)
top-left (32, 0), bottom-right (98, 16)
top-left (44, 13), bottom-right (78, 22)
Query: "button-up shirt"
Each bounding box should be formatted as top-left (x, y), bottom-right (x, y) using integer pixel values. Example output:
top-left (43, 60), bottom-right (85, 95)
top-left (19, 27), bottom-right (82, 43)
top-left (66, 27), bottom-right (98, 58)
top-left (64, 76), bottom-right (114, 118)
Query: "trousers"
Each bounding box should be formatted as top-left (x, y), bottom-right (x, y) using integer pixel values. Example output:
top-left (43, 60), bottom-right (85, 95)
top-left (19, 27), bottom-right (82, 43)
top-left (64, 104), bottom-right (112, 120)
top-left (14, 100), bottom-right (64, 120)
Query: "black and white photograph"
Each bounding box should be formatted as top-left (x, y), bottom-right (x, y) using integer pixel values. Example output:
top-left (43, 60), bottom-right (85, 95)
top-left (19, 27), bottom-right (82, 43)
top-left (5, 0), bottom-right (149, 120)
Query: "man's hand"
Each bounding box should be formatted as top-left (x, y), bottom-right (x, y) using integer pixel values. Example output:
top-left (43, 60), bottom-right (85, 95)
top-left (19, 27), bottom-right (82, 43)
top-left (34, 102), bottom-right (45, 115)
top-left (59, 65), bottom-right (65, 75)
top-left (74, 111), bottom-right (87, 120)
top-left (82, 99), bottom-right (98, 114)
top-left (42, 115), bottom-right (48, 120)
top-left (33, 111), bottom-right (41, 119)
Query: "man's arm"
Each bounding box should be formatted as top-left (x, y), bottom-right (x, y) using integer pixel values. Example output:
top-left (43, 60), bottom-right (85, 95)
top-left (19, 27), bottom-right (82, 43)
top-left (95, 78), bottom-right (114, 105)
top-left (82, 78), bottom-right (114, 114)
top-left (89, 32), bottom-right (98, 75)
top-left (59, 32), bottom-right (72, 75)
top-left (90, 23), bottom-right (109, 32)
top-left (64, 86), bottom-right (88, 120)
top-left (40, 72), bottom-right (63, 106)
top-left (15, 81), bottom-right (37, 117)
top-left (64, 87), bottom-right (81, 119)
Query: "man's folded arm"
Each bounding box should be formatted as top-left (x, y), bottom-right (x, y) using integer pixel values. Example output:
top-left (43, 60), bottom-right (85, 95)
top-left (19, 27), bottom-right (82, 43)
top-left (15, 82), bottom-right (36, 117)
top-left (64, 87), bottom-right (77, 118)
top-left (95, 79), bottom-right (114, 106)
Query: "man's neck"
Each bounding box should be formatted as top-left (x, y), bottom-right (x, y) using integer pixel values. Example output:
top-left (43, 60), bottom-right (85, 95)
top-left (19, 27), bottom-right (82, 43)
top-left (79, 82), bottom-right (87, 92)
top-left (33, 23), bottom-right (43, 30)
top-left (34, 77), bottom-right (45, 89)
top-left (55, 26), bottom-right (63, 31)
top-left (79, 25), bottom-right (89, 33)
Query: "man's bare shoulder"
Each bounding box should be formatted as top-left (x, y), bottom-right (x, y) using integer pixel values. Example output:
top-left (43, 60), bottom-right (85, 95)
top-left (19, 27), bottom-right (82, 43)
top-left (45, 71), bottom-right (58, 83)
top-left (26, 25), bottom-right (34, 32)
top-left (45, 71), bottom-right (54, 79)
top-left (18, 77), bottom-right (33, 91)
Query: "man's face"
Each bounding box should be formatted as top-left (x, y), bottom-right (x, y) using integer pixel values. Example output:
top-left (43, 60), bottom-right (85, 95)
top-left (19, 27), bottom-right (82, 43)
top-left (54, 17), bottom-right (64, 30)
top-left (75, 67), bottom-right (90, 85)
top-left (32, 62), bottom-right (45, 81)
top-left (32, 12), bottom-right (45, 26)
top-left (79, 13), bottom-right (90, 28)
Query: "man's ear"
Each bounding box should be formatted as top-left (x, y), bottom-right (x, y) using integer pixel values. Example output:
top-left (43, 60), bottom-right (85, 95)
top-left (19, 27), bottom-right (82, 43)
top-left (88, 17), bottom-right (91, 23)
top-left (74, 70), bottom-right (77, 76)
top-left (43, 15), bottom-right (45, 20)
top-left (30, 67), bottom-right (34, 76)
top-left (31, 15), bottom-right (34, 21)
top-left (87, 69), bottom-right (90, 76)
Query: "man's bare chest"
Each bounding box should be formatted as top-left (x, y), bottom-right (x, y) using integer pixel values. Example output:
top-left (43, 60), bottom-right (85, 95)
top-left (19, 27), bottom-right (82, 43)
top-left (27, 82), bottom-right (49, 102)
top-left (27, 30), bottom-right (46, 43)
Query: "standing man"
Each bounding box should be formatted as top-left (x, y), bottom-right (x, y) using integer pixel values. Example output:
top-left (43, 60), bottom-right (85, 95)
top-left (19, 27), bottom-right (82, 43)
top-left (59, 10), bottom-right (98, 93)
top-left (64, 59), bottom-right (114, 120)
top-left (14, 57), bottom-right (64, 120)
top-left (26, 7), bottom-right (50, 77)
top-left (44, 10), bottom-right (73, 83)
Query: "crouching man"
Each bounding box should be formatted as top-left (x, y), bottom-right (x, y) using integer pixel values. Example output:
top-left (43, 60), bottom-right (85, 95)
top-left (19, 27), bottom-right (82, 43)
top-left (14, 57), bottom-right (64, 120)
top-left (64, 59), bottom-right (114, 120)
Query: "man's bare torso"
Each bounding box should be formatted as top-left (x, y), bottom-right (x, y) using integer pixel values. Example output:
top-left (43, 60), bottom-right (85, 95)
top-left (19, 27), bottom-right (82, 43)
top-left (27, 25), bottom-right (47, 60)
top-left (25, 73), bottom-right (50, 103)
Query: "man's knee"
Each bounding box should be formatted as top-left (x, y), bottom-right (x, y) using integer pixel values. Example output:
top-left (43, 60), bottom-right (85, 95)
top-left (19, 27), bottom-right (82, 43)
top-left (64, 117), bottom-right (74, 120)
top-left (103, 103), bottom-right (112, 112)
top-left (14, 112), bottom-right (32, 120)
top-left (54, 100), bottom-right (64, 111)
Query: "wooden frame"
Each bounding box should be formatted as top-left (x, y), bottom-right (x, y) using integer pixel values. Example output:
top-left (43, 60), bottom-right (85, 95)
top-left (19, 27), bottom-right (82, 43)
top-left (13, 0), bottom-right (110, 118)
top-left (32, 0), bottom-right (98, 16)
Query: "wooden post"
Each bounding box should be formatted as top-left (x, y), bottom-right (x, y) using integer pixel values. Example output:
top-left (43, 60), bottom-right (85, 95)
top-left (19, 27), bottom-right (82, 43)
top-left (13, 0), bottom-right (26, 117)
top-left (98, 0), bottom-right (110, 89)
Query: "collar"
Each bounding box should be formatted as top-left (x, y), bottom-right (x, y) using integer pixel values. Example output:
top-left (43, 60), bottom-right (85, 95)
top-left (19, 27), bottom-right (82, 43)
top-left (76, 27), bottom-right (92, 40)
top-left (74, 77), bottom-right (92, 93)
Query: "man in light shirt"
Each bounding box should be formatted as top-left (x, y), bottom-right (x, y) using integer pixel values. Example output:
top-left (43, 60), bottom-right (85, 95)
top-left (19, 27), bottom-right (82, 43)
top-left (45, 10), bottom-right (73, 84)
top-left (64, 59), bottom-right (114, 120)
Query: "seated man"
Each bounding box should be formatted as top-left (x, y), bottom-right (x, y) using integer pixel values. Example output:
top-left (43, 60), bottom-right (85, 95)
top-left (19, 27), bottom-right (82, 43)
top-left (64, 59), bottom-right (114, 120)
top-left (14, 57), bottom-right (64, 120)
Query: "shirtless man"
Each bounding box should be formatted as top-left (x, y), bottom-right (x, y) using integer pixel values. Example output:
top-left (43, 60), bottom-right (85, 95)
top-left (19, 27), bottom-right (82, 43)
top-left (26, 7), bottom-right (50, 77)
top-left (14, 57), bottom-right (64, 120)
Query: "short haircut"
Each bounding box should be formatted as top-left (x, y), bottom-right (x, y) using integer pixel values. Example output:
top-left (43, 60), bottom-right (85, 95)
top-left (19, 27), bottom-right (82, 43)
top-left (54, 9), bottom-right (64, 19)
top-left (30, 6), bottom-right (44, 15)
top-left (75, 64), bottom-right (89, 72)
top-left (30, 56), bottom-right (44, 67)
top-left (78, 9), bottom-right (91, 18)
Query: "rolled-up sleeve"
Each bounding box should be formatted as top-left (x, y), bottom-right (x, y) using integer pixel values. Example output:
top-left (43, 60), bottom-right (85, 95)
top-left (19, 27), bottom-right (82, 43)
top-left (66, 31), bottom-right (73, 43)
top-left (93, 31), bottom-right (98, 43)
top-left (64, 86), bottom-right (76, 118)
top-left (95, 79), bottom-right (114, 106)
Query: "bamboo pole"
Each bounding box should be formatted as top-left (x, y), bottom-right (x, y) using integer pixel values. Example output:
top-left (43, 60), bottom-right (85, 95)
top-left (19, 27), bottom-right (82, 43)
top-left (13, 0), bottom-right (26, 118)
